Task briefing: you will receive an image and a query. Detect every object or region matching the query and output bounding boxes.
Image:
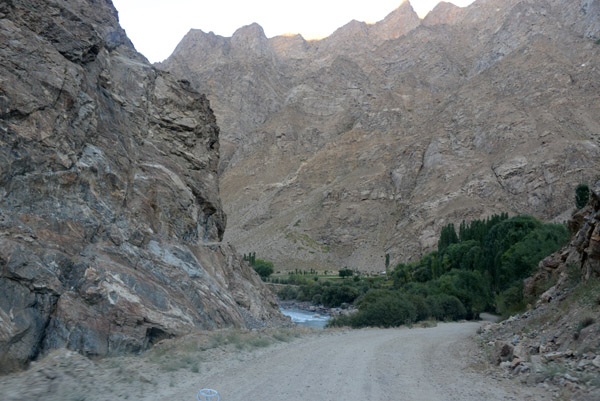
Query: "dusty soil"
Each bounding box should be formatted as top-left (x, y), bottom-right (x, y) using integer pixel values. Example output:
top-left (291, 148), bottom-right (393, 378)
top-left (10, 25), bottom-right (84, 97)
top-left (1, 323), bottom-right (551, 401)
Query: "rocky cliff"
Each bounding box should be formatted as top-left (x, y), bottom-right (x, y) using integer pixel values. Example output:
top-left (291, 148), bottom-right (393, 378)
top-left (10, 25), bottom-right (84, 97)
top-left (478, 190), bottom-right (600, 400)
top-left (0, 0), bottom-right (286, 373)
top-left (160, 0), bottom-right (600, 272)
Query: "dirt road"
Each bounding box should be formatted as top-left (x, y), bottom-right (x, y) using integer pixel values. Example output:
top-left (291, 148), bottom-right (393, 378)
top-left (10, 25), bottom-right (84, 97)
top-left (169, 322), bottom-right (547, 401)
top-left (1, 322), bottom-right (550, 400)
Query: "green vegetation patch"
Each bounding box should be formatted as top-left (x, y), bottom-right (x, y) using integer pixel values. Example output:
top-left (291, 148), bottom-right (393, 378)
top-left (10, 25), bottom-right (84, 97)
top-left (282, 213), bottom-right (571, 329)
top-left (575, 183), bottom-right (590, 209)
top-left (243, 253), bottom-right (274, 279)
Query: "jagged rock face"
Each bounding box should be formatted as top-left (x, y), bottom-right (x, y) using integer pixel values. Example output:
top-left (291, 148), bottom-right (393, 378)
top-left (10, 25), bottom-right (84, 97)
top-left (0, 0), bottom-right (286, 372)
top-left (568, 191), bottom-right (600, 279)
top-left (524, 190), bottom-right (600, 298)
top-left (161, 0), bottom-right (600, 272)
top-left (422, 2), bottom-right (462, 26)
top-left (483, 192), bottom-right (600, 400)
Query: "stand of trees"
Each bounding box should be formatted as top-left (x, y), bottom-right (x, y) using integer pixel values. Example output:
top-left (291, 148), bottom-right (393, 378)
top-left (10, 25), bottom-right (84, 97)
top-left (387, 214), bottom-right (569, 322)
top-left (278, 213), bottom-right (570, 328)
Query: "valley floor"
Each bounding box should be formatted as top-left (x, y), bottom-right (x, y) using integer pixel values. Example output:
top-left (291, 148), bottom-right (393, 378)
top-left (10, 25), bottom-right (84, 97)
top-left (1, 323), bottom-right (552, 401)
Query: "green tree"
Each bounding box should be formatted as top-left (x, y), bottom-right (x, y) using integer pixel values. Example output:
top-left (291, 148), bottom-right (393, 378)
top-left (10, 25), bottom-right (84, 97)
top-left (277, 286), bottom-right (298, 300)
top-left (498, 223), bottom-right (569, 290)
top-left (434, 270), bottom-right (490, 318)
top-left (338, 268), bottom-right (353, 278)
top-left (392, 263), bottom-right (410, 287)
top-left (483, 215), bottom-right (541, 290)
top-left (439, 240), bottom-right (481, 272)
top-left (575, 183), bottom-right (590, 209)
top-left (322, 284), bottom-right (359, 306)
top-left (458, 213), bottom-right (508, 244)
top-left (438, 223), bottom-right (459, 251)
top-left (426, 294), bottom-right (467, 321)
top-left (412, 264), bottom-right (433, 283)
top-left (252, 259), bottom-right (274, 279)
top-left (496, 283), bottom-right (525, 318)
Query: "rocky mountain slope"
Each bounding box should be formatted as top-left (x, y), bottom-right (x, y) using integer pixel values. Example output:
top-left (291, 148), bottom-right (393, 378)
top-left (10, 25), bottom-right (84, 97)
top-left (0, 0), bottom-right (286, 373)
top-left (479, 190), bottom-right (600, 400)
top-left (160, 0), bottom-right (600, 272)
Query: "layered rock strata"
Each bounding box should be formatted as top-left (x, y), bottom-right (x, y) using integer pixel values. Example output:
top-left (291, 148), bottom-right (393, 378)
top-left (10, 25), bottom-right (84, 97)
top-left (0, 0), bottom-right (285, 372)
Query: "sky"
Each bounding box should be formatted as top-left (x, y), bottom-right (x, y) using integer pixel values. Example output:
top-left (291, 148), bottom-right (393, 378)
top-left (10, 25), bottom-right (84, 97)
top-left (111, 0), bottom-right (475, 63)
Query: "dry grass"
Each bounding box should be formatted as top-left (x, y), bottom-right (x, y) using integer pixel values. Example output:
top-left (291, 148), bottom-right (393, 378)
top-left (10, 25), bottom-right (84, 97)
top-left (0, 327), bottom-right (315, 401)
top-left (418, 320), bottom-right (438, 328)
top-left (141, 327), bottom-right (309, 373)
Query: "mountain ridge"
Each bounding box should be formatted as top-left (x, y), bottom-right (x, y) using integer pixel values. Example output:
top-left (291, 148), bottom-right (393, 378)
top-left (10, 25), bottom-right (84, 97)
top-left (160, 0), bottom-right (600, 272)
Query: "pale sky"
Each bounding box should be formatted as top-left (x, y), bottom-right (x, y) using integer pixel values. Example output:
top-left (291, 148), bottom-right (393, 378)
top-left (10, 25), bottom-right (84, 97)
top-left (111, 0), bottom-right (475, 63)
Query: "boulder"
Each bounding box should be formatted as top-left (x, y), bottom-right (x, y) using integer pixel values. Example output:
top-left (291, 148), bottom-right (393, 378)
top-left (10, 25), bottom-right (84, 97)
top-left (494, 341), bottom-right (514, 364)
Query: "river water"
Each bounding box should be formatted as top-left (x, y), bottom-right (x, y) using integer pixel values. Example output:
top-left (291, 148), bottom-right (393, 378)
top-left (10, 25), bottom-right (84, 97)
top-left (279, 307), bottom-right (330, 329)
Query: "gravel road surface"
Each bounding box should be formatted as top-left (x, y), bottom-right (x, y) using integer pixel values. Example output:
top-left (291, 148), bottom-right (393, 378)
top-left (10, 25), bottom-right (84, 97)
top-left (171, 322), bottom-right (547, 401)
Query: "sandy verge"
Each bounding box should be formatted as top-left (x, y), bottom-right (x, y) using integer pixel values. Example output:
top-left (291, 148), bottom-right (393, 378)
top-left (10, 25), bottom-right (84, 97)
top-left (1, 323), bottom-right (550, 401)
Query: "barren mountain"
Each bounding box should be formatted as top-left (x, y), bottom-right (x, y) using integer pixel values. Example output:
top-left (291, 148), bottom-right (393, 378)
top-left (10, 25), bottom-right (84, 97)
top-left (160, 0), bottom-right (600, 272)
top-left (0, 0), bottom-right (286, 372)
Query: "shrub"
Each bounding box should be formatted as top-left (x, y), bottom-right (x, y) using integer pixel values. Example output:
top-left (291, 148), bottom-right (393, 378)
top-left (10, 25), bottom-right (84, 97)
top-left (285, 274), bottom-right (312, 285)
top-left (430, 270), bottom-right (490, 319)
top-left (322, 284), bottom-right (359, 307)
top-left (252, 259), bottom-right (274, 279)
top-left (327, 314), bottom-right (353, 328)
top-left (347, 294), bottom-right (417, 328)
top-left (402, 282), bottom-right (431, 298)
top-left (496, 284), bottom-right (525, 318)
top-left (405, 294), bottom-right (431, 321)
top-left (277, 286), bottom-right (298, 300)
top-left (354, 289), bottom-right (393, 309)
top-left (426, 294), bottom-right (467, 321)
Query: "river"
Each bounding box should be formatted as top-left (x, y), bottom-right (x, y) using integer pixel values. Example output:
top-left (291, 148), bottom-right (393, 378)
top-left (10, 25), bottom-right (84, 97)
top-left (279, 307), bottom-right (330, 329)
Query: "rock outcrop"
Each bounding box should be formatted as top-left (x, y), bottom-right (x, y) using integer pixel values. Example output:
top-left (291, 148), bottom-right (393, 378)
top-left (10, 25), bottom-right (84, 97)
top-left (524, 189), bottom-right (600, 297)
top-left (479, 190), bottom-right (600, 399)
top-left (0, 0), bottom-right (286, 373)
top-left (160, 0), bottom-right (600, 272)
